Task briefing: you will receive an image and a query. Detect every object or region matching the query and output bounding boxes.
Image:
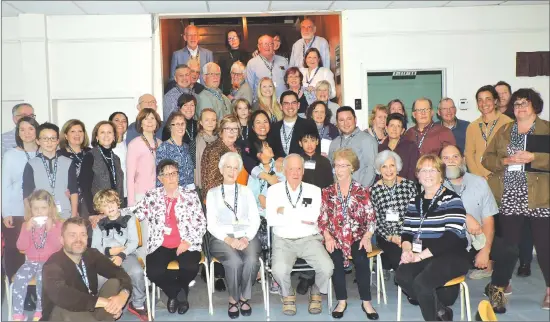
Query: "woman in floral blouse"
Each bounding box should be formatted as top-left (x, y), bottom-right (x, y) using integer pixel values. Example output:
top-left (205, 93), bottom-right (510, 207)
top-left (370, 150), bottom-right (417, 278)
top-left (132, 159), bottom-right (206, 315)
top-left (156, 111), bottom-right (194, 189)
top-left (318, 148), bottom-right (378, 320)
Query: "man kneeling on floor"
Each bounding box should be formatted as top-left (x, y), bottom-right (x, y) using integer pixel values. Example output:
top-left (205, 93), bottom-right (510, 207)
top-left (41, 217), bottom-right (133, 321)
top-left (266, 153), bottom-right (334, 315)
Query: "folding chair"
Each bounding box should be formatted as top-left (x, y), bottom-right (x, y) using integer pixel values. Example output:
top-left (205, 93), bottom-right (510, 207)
top-left (262, 226), bottom-right (333, 318)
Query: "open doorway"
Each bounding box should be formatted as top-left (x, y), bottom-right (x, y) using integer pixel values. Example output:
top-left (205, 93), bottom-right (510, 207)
top-left (159, 13), bottom-right (342, 104)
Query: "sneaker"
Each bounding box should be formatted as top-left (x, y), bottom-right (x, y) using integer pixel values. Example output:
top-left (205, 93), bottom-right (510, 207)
top-left (484, 283), bottom-right (507, 314)
top-left (469, 269), bottom-right (492, 280)
top-left (270, 280), bottom-right (281, 295)
top-left (32, 312), bottom-right (42, 321)
top-left (127, 301), bottom-right (149, 321)
top-left (504, 283), bottom-right (512, 296)
top-left (12, 314), bottom-right (27, 321)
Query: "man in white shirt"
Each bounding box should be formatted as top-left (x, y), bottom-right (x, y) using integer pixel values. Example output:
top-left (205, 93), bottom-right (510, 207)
top-left (289, 19), bottom-right (330, 69)
top-left (266, 154), bottom-right (334, 315)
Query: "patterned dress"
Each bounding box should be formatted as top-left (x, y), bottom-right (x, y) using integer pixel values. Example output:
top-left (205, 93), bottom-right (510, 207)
top-left (500, 122), bottom-right (550, 218)
top-left (155, 140), bottom-right (194, 188)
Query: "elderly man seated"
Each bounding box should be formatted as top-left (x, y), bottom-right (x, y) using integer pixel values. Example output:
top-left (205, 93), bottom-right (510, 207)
top-left (265, 153), bottom-right (334, 316)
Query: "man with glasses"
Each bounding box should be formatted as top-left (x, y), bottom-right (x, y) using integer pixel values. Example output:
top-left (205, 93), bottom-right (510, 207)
top-left (289, 19), bottom-right (330, 69)
top-left (22, 122), bottom-right (79, 220)
top-left (125, 93), bottom-right (165, 144)
top-left (2, 103), bottom-right (35, 156)
top-left (246, 35), bottom-right (289, 101)
top-left (227, 61), bottom-right (253, 103)
top-left (170, 25), bottom-right (213, 84)
top-left (436, 98), bottom-right (470, 153)
top-left (187, 59), bottom-right (206, 95)
top-left (163, 64), bottom-right (197, 122)
top-left (196, 62), bottom-right (232, 120)
top-left (268, 91), bottom-right (319, 160)
top-left (403, 97), bottom-right (456, 156)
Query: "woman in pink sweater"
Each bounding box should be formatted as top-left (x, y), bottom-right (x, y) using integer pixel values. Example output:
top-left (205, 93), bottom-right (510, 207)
top-left (13, 190), bottom-right (62, 321)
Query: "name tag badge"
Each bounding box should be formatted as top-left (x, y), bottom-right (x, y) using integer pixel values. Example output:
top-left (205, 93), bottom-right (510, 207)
top-left (302, 197), bottom-right (313, 208)
top-left (186, 183), bottom-right (196, 190)
top-left (412, 240), bottom-right (422, 253)
top-left (163, 226), bottom-right (172, 235)
top-left (304, 160), bottom-right (316, 170)
top-left (55, 201), bottom-right (62, 213)
top-left (386, 208), bottom-right (399, 222)
top-left (508, 164), bottom-right (523, 172)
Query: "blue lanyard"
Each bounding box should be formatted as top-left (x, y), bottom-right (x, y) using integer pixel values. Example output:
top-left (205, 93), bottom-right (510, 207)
top-left (76, 260), bottom-right (92, 294)
top-left (416, 185), bottom-right (445, 237)
top-left (302, 36), bottom-right (317, 56)
top-left (337, 180), bottom-right (353, 218)
top-left (40, 154), bottom-right (58, 196)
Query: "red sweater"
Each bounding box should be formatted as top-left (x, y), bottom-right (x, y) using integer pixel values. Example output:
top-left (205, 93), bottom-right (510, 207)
top-left (403, 122), bottom-right (456, 156)
top-left (17, 220), bottom-right (62, 263)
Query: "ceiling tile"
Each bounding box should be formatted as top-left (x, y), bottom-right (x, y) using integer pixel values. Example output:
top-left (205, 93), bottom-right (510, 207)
top-left (6, 1), bottom-right (85, 15)
top-left (330, 1), bottom-right (393, 10)
top-left (445, 1), bottom-right (504, 7)
top-left (207, 1), bottom-right (269, 12)
top-left (387, 1), bottom-right (450, 8)
top-left (499, 0), bottom-right (549, 5)
top-left (76, 1), bottom-right (147, 14)
top-left (139, 1), bottom-right (208, 14)
top-left (269, 1), bottom-right (333, 11)
top-left (1, 2), bottom-right (21, 16)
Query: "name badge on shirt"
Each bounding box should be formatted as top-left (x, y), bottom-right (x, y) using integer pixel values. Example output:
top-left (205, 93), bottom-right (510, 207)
top-left (304, 160), bottom-right (316, 170)
top-left (302, 197), bottom-right (312, 208)
top-left (508, 164), bottom-right (524, 172)
top-left (386, 208), bottom-right (399, 222)
top-left (163, 226), bottom-right (172, 235)
top-left (186, 183), bottom-right (196, 190)
top-left (412, 235), bottom-right (422, 253)
top-left (55, 201), bottom-right (62, 213)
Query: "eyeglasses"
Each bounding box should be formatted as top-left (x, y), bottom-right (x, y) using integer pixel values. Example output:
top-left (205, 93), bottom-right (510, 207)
top-left (171, 122), bottom-right (185, 128)
top-left (223, 127), bottom-right (240, 133)
top-left (418, 168), bottom-right (439, 175)
top-left (206, 72), bottom-right (221, 77)
top-left (190, 69), bottom-right (200, 74)
top-left (139, 100), bottom-right (157, 105)
top-left (230, 72), bottom-right (244, 76)
top-left (334, 164), bottom-right (352, 169)
top-left (513, 100), bottom-right (529, 109)
top-left (16, 113), bottom-right (36, 119)
top-left (259, 43), bottom-right (274, 48)
top-left (414, 108), bottom-right (431, 114)
top-left (39, 137), bottom-right (58, 142)
top-left (282, 101), bottom-right (299, 107)
top-left (161, 171), bottom-right (179, 178)
top-left (439, 107), bottom-right (456, 113)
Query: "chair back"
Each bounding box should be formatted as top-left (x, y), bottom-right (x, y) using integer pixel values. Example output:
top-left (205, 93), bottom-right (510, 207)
top-left (476, 300), bottom-right (497, 321)
top-left (136, 218), bottom-right (143, 248)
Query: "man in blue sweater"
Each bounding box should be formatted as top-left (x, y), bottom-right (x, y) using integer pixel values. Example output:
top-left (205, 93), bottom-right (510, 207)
top-left (436, 98), bottom-right (469, 154)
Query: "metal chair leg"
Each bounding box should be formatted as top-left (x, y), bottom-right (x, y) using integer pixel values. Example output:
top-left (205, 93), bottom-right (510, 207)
top-left (259, 258), bottom-right (267, 312)
top-left (6, 276), bottom-right (12, 321)
top-left (151, 282), bottom-right (156, 319)
top-left (327, 277), bottom-right (333, 315)
top-left (144, 271), bottom-right (151, 321)
top-left (460, 283), bottom-right (465, 320)
top-left (462, 281), bottom-right (472, 321)
top-left (397, 285), bottom-right (402, 321)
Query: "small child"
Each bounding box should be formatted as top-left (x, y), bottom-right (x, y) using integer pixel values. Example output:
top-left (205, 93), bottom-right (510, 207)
top-left (91, 189), bottom-right (148, 321)
top-left (13, 190), bottom-right (62, 321)
top-left (233, 98), bottom-right (252, 145)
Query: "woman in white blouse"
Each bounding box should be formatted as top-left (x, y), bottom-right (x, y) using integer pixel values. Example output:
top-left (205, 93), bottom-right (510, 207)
top-left (206, 152), bottom-right (261, 319)
top-left (300, 48), bottom-right (336, 104)
top-left (109, 111), bottom-right (129, 202)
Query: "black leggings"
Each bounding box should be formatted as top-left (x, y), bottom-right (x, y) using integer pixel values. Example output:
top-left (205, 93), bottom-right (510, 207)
top-left (376, 234), bottom-right (402, 271)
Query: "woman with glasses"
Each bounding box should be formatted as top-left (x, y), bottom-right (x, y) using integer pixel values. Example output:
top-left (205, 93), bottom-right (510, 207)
top-left (252, 77), bottom-right (283, 123)
top-left (206, 152), bottom-right (261, 318)
top-left (156, 111), bottom-right (194, 190)
top-left (395, 155), bottom-right (469, 321)
top-left (318, 148), bottom-right (378, 320)
top-left (482, 88), bottom-right (550, 309)
top-left (315, 81), bottom-right (339, 124)
top-left (300, 48), bottom-right (336, 105)
top-left (219, 30), bottom-right (251, 98)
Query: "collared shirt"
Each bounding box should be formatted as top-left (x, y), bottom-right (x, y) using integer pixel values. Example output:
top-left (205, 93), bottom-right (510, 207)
top-left (196, 87), bottom-right (232, 120)
top-left (1, 129), bottom-right (17, 156)
top-left (246, 54), bottom-right (288, 102)
top-left (289, 36), bottom-right (330, 69)
top-left (247, 160), bottom-right (286, 216)
top-left (403, 122), bottom-right (456, 156)
top-left (163, 86), bottom-right (196, 122)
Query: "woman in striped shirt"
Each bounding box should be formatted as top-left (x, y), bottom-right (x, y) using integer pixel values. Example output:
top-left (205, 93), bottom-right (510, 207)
top-left (395, 154), bottom-right (470, 321)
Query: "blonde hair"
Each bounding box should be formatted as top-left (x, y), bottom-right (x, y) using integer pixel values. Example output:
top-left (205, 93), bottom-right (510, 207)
top-left (60, 119), bottom-right (90, 150)
top-left (368, 104), bottom-right (389, 128)
top-left (232, 98), bottom-right (252, 119)
top-left (93, 189), bottom-right (121, 213)
top-left (415, 154), bottom-right (446, 180)
top-left (198, 108), bottom-right (218, 133)
top-left (256, 77), bottom-right (283, 121)
top-left (333, 148), bottom-right (360, 172)
top-left (218, 114), bottom-right (241, 137)
top-left (25, 190), bottom-right (59, 222)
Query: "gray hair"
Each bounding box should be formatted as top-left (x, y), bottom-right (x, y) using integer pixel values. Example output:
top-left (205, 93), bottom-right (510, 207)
top-left (230, 61), bottom-right (246, 74)
top-left (283, 153), bottom-right (305, 169)
top-left (374, 150), bottom-right (403, 175)
top-left (202, 62), bottom-right (220, 75)
top-left (438, 97), bottom-right (456, 109)
top-left (12, 103), bottom-right (33, 116)
top-left (218, 152), bottom-right (243, 173)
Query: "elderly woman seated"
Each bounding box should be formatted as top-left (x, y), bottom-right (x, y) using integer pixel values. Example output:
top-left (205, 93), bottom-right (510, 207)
top-left (206, 152), bottom-right (262, 319)
top-left (132, 159), bottom-right (206, 315)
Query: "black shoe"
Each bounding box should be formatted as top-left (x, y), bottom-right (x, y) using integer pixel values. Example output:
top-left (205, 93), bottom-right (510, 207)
top-left (517, 263), bottom-right (531, 277)
top-left (407, 296), bottom-right (419, 306)
top-left (167, 298), bottom-right (178, 314)
top-left (436, 306), bottom-right (453, 321)
top-left (228, 302), bottom-right (240, 319)
top-left (178, 301), bottom-right (189, 315)
top-left (297, 278), bottom-right (310, 295)
top-left (239, 299), bottom-right (252, 316)
top-left (362, 302), bottom-right (379, 320)
top-left (24, 285), bottom-right (37, 311)
top-left (215, 278), bottom-right (226, 292)
top-left (331, 302), bottom-right (347, 319)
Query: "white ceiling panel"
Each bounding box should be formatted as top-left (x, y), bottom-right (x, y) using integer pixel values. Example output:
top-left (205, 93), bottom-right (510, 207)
top-left (1, 2), bottom-right (22, 16)
top-left (387, 1), bottom-right (450, 8)
top-left (330, 1), bottom-right (393, 10)
top-left (6, 1), bottom-right (85, 15)
top-left (445, 1), bottom-right (504, 7)
top-left (76, 1), bottom-right (147, 15)
top-left (207, 1), bottom-right (269, 12)
top-left (139, 1), bottom-right (208, 14)
top-left (270, 1), bottom-right (333, 11)
top-left (500, 0), bottom-right (549, 5)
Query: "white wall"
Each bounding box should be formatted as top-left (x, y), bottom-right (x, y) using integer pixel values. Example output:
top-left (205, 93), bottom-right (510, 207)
top-left (1, 14), bottom-right (154, 137)
top-left (341, 4), bottom-right (550, 128)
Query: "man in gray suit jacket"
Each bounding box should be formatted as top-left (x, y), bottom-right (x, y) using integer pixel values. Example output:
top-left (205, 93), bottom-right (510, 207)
top-left (170, 25), bottom-right (213, 84)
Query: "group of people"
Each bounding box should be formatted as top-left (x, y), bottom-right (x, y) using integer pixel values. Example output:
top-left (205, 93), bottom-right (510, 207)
top-left (1, 17), bottom-right (549, 322)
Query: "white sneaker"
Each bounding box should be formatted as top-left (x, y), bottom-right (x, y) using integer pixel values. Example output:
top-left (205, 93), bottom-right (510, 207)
top-left (469, 269), bottom-right (492, 280)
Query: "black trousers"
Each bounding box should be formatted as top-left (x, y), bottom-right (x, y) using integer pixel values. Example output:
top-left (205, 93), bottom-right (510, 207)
top-left (1, 217), bottom-right (25, 278)
top-left (519, 217), bottom-right (534, 265)
top-left (376, 234), bottom-right (402, 271)
top-left (467, 235), bottom-right (518, 287)
top-left (146, 246), bottom-right (201, 299)
top-left (395, 252), bottom-right (470, 321)
top-left (500, 215), bottom-right (549, 286)
top-left (330, 240), bottom-right (372, 301)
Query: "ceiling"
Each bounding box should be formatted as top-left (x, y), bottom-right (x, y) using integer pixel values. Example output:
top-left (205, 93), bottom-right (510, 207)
top-left (1, 0), bottom-right (549, 17)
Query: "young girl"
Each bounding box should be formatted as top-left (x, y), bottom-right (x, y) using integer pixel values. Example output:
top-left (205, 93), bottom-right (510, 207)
top-left (233, 98), bottom-right (251, 145)
top-left (91, 189), bottom-right (147, 321)
top-left (13, 190), bottom-right (62, 321)
top-left (195, 108), bottom-right (218, 193)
